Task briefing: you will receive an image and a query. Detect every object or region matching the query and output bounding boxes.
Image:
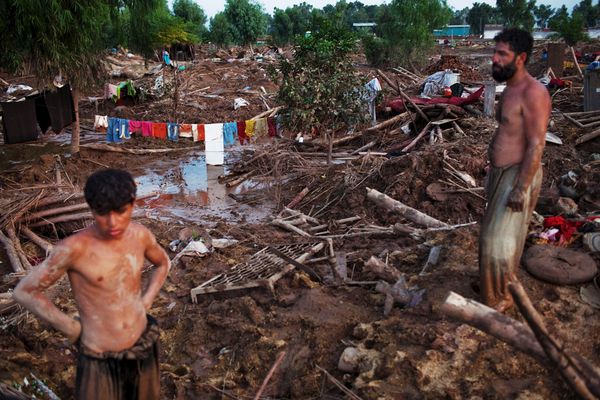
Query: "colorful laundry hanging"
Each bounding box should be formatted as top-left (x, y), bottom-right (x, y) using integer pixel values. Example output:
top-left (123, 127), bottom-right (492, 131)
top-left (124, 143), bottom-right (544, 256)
top-left (129, 120), bottom-right (143, 135)
top-left (106, 118), bottom-right (118, 143)
top-left (118, 118), bottom-right (130, 140)
top-left (245, 119), bottom-right (256, 137)
top-left (192, 124), bottom-right (199, 142)
top-left (141, 121), bottom-right (153, 137)
top-left (205, 123), bottom-right (224, 166)
top-left (167, 122), bottom-right (179, 142)
top-left (237, 120), bottom-right (248, 144)
top-left (267, 117), bottom-right (277, 137)
top-left (180, 124), bottom-right (193, 138)
top-left (223, 122), bottom-right (237, 146)
top-left (152, 122), bottom-right (167, 139)
top-left (254, 118), bottom-right (268, 138)
top-left (196, 124), bottom-right (205, 141)
top-left (94, 115), bottom-right (108, 131)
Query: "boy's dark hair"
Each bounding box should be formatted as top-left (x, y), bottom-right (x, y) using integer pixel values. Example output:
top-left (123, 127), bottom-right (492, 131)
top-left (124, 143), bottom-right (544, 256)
top-left (494, 28), bottom-right (534, 64)
top-left (84, 169), bottom-right (136, 215)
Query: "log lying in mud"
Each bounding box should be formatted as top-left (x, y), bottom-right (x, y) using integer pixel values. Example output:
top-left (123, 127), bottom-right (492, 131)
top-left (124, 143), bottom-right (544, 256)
top-left (440, 291), bottom-right (600, 398)
top-left (366, 187), bottom-right (449, 229)
top-left (509, 282), bottom-right (600, 399)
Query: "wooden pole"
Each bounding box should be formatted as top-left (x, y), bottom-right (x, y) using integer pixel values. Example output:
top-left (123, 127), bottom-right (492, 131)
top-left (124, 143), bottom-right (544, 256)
top-left (253, 351), bottom-right (286, 400)
top-left (484, 81), bottom-right (496, 118)
top-left (402, 122), bottom-right (432, 152)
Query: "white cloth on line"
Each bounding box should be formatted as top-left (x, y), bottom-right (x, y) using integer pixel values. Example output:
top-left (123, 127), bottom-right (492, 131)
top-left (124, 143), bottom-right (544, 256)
top-left (192, 124), bottom-right (199, 142)
top-left (205, 123), bottom-right (224, 166)
top-left (94, 115), bottom-right (108, 130)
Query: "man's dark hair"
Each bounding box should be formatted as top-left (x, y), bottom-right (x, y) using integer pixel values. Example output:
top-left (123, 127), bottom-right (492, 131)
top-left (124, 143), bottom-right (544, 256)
top-left (84, 169), bottom-right (136, 215)
top-left (494, 28), bottom-right (534, 64)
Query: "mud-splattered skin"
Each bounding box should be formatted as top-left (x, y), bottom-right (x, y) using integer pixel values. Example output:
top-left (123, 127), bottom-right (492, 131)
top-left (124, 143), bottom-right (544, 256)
top-left (13, 203), bottom-right (171, 353)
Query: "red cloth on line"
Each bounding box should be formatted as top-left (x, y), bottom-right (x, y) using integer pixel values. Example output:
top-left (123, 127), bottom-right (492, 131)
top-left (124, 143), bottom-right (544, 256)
top-left (141, 121), bottom-right (152, 137)
top-left (237, 120), bottom-right (248, 144)
top-left (197, 124), bottom-right (205, 141)
top-left (267, 117), bottom-right (277, 137)
top-left (129, 120), bottom-right (143, 134)
top-left (151, 122), bottom-right (167, 139)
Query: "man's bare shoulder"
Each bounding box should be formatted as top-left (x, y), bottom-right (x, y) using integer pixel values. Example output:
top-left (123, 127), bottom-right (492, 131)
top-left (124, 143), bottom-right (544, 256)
top-left (524, 76), bottom-right (551, 101)
top-left (129, 222), bottom-right (157, 243)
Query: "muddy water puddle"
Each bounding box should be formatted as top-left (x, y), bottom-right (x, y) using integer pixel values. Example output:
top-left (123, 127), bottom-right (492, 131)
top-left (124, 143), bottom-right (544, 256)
top-left (132, 151), bottom-right (276, 225)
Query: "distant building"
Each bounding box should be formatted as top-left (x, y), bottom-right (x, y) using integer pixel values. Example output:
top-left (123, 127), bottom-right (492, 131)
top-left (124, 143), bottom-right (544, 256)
top-left (352, 22), bottom-right (377, 33)
top-left (433, 25), bottom-right (471, 38)
top-left (483, 24), bottom-right (503, 39)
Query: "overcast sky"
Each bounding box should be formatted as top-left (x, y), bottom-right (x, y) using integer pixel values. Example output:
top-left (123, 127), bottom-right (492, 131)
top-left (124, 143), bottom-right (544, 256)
top-left (192, 0), bottom-right (578, 20)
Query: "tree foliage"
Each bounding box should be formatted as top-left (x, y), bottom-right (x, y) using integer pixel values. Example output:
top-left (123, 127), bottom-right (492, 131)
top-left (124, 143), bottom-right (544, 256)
top-left (209, 12), bottom-right (235, 46)
top-left (496, 0), bottom-right (536, 30)
top-left (173, 0), bottom-right (208, 41)
top-left (467, 3), bottom-right (501, 35)
top-left (274, 24), bottom-right (367, 136)
top-left (222, 0), bottom-right (268, 45)
top-left (550, 10), bottom-right (588, 46)
top-left (573, 0), bottom-right (600, 28)
top-left (366, 0), bottom-right (452, 66)
top-left (271, 3), bottom-right (315, 46)
top-left (0, 0), bottom-right (110, 89)
top-left (534, 4), bottom-right (554, 28)
top-left (450, 7), bottom-right (470, 25)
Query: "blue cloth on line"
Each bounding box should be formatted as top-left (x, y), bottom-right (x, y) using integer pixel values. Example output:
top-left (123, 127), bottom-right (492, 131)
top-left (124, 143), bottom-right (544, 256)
top-left (118, 118), bottom-right (130, 140)
top-left (106, 117), bottom-right (117, 143)
top-left (167, 122), bottom-right (179, 142)
top-left (223, 122), bottom-right (237, 146)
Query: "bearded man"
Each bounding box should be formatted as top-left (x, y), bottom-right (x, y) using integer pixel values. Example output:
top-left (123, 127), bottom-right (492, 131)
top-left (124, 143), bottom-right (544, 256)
top-left (479, 28), bottom-right (551, 311)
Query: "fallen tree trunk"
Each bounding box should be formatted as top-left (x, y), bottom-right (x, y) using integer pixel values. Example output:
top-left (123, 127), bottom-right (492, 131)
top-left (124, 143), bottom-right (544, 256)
top-left (575, 128), bottom-right (600, 146)
top-left (440, 290), bottom-right (600, 396)
top-left (509, 282), bottom-right (600, 399)
top-left (0, 230), bottom-right (24, 272)
top-left (21, 202), bottom-right (89, 222)
top-left (365, 112), bottom-right (408, 132)
top-left (6, 227), bottom-right (31, 270)
top-left (20, 226), bottom-right (53, 253)
top-left (366, 187), bottom-right (449, 228)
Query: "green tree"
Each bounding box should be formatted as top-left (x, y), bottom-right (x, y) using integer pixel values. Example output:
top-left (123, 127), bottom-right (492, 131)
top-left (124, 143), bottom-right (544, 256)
top-left (126, 0), bottom-right (162, 59)
top-left (467, 2), bottom-right (501, 35)
top-left (271, 3), bottom-right (314, 46)
top-left (450, 7), bottom-right (470, 25)
top-left (274, 24), bottom-right (367, 164)
top-left (370, 0), bottom-right (452, 65)
top-left (496, 0), bottom-right (536, 30)
top-left (534, 4), bottom-right (554, 28)
top-left (0, 0), bottom-right (112, 153)
top-left (223, 0), bottom-right (268, 45)
top-left (548, 5), bottom-right (569, 28)
top-left (573, 0), bottom-right (600, 28)
top-left (173, 0), bottom-right (208, 40)
top-left (209, 12), bottom-right (234, 46)
top-left (550, 10), bottom-right (588, 46)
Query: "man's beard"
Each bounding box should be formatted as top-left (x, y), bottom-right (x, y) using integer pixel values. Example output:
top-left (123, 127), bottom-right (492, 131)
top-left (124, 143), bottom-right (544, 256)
top-left (492, 58), bottom-right (517, 82)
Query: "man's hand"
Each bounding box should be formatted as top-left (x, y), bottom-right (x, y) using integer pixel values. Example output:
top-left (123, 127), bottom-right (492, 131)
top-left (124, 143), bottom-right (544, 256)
top-left (507, 186), bottom-right (525, 211)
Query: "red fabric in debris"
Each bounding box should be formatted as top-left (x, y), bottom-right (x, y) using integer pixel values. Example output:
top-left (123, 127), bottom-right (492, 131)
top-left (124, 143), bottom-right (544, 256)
top-left (386, 85), bottom-right (485, 114)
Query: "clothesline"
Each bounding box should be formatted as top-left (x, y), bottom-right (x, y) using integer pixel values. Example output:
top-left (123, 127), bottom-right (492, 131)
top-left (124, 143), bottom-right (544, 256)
top-left (94, 115), bottom-right (281, 165)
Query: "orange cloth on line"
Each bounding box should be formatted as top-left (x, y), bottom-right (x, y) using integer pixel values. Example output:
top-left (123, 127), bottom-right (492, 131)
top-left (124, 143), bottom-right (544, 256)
top-left (197, 124), bottom-right (205, 141)
top-left (179, 123), bottom-right (193, 138)
top-left (151, 122), bottom-right (167, 139)
top-left (245, 119), bottom-right (256, 137)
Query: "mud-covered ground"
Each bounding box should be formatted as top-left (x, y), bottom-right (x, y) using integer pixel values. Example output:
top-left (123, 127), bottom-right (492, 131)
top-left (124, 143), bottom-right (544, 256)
top-left (1, 42), bottom-right (599, 399)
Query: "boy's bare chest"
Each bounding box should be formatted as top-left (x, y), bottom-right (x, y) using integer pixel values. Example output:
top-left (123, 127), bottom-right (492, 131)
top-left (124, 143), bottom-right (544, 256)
top-left (75, 243), bottom-right (145, 289)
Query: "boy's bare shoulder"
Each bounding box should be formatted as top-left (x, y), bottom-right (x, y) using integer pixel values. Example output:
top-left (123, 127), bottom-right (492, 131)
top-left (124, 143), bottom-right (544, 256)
top-left (129, 222), bottom-right (157, 241)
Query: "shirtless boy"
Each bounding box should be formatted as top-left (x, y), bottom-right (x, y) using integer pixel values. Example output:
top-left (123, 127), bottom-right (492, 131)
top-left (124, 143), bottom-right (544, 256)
top-left (14, 168), bottom-right (171, 399)
top-left (479, 28), bottom-right (551, 311)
